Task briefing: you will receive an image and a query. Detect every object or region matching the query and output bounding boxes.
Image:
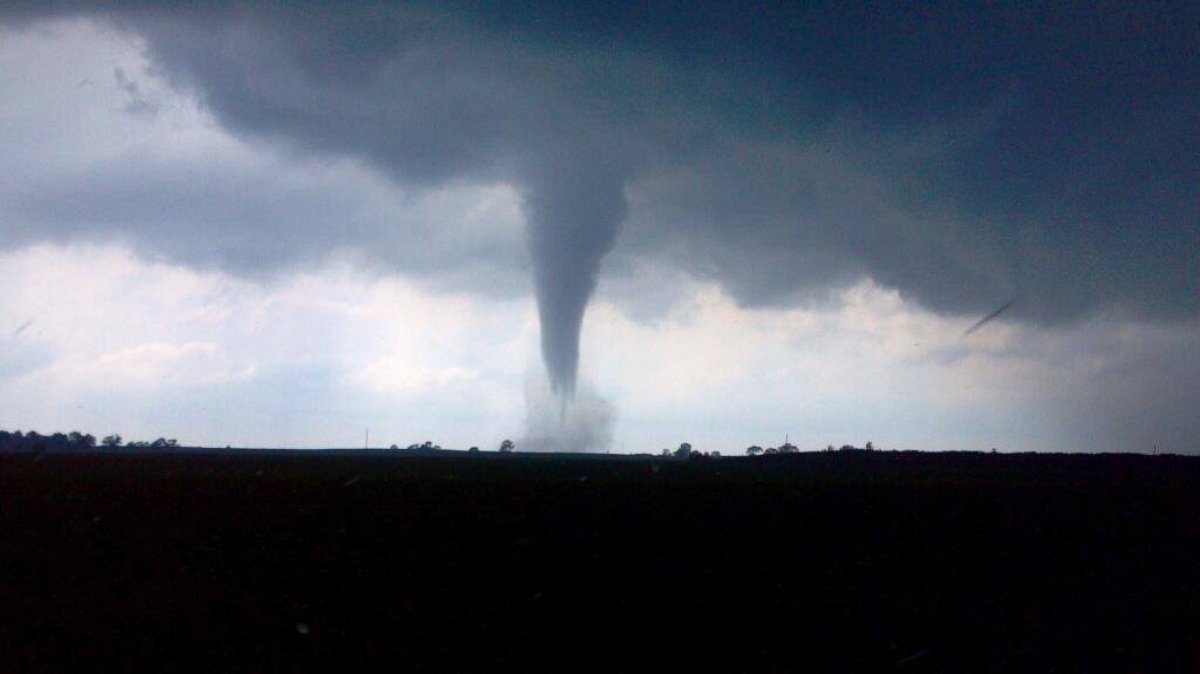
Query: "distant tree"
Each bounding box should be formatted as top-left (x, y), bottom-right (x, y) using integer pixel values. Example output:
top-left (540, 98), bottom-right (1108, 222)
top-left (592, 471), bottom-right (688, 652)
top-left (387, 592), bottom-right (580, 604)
top-left (406, 443), bottom-right (421, 450)
top-left (865, 441), bottom-right (875, 451)
top-left (710, 450), bottom-right (721, 458)
top-left (66, 431), bottom-right (93, 448)
top-left (764, 446), bottom-right (779, 455)
top-left (825, 444), bottom-right (835, 452)
top-left (468, 446), bottom-right (479, 453)
top-left (778, 442), bottom-right (798, 454)
top-left (746, 445), bottom-right (763, 456)
top-left (674, 442), bottom-right (693, 459)
top-left (150, 438), bottom-right (169, 449)
top-left (499, 439), bottom-right (515, 453)
top-left (839, 444), bottom-right (857, 452)
top-left (660, 448), bottom-right (671, 457)
top-left (389, 444), bottom-right (399, 450)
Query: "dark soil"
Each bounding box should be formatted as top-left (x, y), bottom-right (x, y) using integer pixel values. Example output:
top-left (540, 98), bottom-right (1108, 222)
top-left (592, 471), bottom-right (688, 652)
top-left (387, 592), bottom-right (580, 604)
top-left (2, 450), bottom-right (1198, 672)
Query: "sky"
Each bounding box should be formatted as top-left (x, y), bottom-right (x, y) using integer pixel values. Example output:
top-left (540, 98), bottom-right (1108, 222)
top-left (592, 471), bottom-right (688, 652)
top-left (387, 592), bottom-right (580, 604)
top-left (0, 3), bottom-right (1196, 453)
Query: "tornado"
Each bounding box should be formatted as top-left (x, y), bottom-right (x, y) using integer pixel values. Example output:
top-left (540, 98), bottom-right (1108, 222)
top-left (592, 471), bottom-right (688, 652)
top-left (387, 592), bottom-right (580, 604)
top-left (523, 152), bottom-right (628, 399)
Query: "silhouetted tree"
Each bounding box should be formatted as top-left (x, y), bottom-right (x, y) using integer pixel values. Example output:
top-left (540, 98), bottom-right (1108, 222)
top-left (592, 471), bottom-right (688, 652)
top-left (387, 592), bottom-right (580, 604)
top-left (746, 445), bottom-right (763, 456)
top-left (389, 444), bottom-right (399, 450)
top-left (499, 439), bottom-right (515, 453)
top-left (865, 441), bottom-right (875, 451)
top-left (468, 446), bottom-right (479, 453)
top-left (764, 446), bottom-right (779, 455)
top-left (101, 434), bottom-right (122, 448)
top-left (674, 442), bottom-right (693, 458)
top-left (778, 442), bottom-right (798, 454)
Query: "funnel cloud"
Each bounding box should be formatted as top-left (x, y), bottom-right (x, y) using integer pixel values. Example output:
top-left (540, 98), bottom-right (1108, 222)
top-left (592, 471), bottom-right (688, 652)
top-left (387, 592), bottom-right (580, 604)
top-left (524, 153), bottom-right (629, 397)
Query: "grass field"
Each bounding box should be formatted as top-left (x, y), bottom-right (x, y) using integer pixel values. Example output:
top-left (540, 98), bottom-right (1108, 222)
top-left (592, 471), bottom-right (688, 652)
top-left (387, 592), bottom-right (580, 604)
top-left (2, 450), bottom-right (1198, 671)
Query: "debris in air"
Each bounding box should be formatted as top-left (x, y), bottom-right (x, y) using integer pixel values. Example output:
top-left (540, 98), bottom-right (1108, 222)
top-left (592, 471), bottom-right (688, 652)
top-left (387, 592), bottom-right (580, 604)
top-left (962, 299), bottom-right (1016, 337)
top-left (11, 319), bottom-right (33, 337)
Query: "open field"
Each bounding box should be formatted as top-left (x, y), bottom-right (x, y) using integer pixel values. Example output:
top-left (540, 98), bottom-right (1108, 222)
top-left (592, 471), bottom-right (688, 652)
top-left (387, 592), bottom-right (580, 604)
top-left (3, 450), bottom-right (1199, 671)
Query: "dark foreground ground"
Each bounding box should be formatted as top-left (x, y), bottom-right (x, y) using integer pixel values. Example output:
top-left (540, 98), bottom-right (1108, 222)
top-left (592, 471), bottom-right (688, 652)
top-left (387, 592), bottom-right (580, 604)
top-left (2, 450), bottom-right (1199, 672)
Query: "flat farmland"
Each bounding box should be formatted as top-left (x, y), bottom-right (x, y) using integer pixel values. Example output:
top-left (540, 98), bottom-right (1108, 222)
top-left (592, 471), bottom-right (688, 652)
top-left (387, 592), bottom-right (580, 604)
top-left (2, 451), bottom-right (1198, 672)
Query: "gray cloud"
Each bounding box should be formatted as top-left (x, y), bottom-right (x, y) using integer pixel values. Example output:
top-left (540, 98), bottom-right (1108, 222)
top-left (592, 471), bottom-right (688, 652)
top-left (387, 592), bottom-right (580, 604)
top-left (3, 3), bottom-right (1197, 333)
top-left (4, 145), bottom-right (527, 292)
top-left (113, 66), bottom-right (160, 116)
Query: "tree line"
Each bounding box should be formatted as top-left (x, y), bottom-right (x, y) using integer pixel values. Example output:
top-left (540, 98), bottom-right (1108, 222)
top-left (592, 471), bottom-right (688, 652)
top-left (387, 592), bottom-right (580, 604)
top-left (746, 441), bottom-right (876, 456)
top-left (0, 428), bottom-right (880, 456)
top-left (389, 439), bottom-right (516, 453)
top-left (0, 429), bottom-right (179, 452)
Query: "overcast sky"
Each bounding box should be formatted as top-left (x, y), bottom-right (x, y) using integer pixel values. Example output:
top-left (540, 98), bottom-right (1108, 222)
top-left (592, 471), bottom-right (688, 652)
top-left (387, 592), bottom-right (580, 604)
top-left (1, 3), bottom-right (1196, 453)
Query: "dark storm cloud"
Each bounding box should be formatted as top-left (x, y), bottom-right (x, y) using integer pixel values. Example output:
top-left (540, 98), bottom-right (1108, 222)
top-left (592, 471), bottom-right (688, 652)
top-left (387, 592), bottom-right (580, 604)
top-left (4, 1), bottom-right (1198, 332)
top-left (83, 2), bottom-right (654, 394)
top-left (2, 141), bottom-right (527, 293)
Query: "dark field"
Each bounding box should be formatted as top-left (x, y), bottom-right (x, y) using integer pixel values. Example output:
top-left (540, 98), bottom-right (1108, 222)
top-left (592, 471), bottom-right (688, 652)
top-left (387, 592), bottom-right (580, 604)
top-left (2, 450), bottom-right (1199, 672)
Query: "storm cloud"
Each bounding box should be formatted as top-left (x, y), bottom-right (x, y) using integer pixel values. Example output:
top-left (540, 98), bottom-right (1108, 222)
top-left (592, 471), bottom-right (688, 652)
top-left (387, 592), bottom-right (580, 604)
top-left (1, 2), bottom-right (1198, 448)
top-left (5, 2), bottom-right (1196, 325)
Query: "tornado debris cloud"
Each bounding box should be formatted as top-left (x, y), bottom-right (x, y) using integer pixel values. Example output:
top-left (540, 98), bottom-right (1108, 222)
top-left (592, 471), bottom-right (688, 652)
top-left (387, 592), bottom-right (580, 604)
top-left (522, 375), bottom-right (616, 453)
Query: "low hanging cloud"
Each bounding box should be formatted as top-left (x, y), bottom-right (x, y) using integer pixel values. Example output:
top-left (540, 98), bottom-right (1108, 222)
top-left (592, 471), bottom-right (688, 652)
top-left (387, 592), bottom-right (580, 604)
top-left (3, 4), bottom-right (1196, 327)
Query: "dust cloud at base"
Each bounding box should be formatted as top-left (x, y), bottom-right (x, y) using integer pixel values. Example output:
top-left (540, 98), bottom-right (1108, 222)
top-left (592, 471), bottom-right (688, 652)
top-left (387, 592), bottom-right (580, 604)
top-left (520, 376), bottom-right (615, 453)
